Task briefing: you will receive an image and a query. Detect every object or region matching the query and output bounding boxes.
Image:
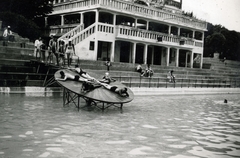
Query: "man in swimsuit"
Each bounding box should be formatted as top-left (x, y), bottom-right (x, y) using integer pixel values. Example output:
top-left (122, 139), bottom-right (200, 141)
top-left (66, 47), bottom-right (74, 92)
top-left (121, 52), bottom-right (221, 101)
top-left (68, 65), bottom-right (95, 81)
top-left (98, 82), bottom-right (129, 97)
top-left (56, 71), bottom-right (92, 82)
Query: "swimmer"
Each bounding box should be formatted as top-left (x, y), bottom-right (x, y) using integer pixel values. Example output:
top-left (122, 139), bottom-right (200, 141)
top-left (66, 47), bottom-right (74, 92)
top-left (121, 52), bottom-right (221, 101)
top-left (98, 82), bottom-right (129, 97)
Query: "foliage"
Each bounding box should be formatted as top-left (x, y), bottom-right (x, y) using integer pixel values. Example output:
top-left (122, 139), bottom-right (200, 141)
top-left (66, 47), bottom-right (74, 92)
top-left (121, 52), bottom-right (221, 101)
top-left (204, 23), bottom-right (240, 61)
top-left (0, 0), bottom-right (53, 40)
top-left (0, 12), bottom-right (40, 41)
top-left (0, 0), bottom-right (53, 20)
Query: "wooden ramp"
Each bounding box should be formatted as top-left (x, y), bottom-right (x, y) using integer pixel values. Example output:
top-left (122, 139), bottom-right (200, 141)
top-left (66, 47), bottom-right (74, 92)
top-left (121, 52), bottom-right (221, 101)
top-left (54, 69), bottom-right (134, 111)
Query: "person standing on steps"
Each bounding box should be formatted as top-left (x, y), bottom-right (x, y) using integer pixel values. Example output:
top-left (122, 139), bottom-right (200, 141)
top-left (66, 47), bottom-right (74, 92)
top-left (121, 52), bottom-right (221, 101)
top-left (65, 39), bottom-right (75, 67)
top-left (36, 37), bottom-right (42, 61)
top-left (2, 26), bottom-right (13, 46)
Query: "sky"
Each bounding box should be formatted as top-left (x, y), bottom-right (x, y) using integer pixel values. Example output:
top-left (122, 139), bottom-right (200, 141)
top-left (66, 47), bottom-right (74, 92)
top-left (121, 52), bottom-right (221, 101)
top-left (181, 0), bottom-right (240, 32)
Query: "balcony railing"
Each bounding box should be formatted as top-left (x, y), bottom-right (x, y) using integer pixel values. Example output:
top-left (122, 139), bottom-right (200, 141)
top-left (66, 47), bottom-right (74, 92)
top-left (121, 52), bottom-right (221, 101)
top-left (116, 25), bottom-right (202, 47)
top-left (52, 0), bottom-right (207, 30)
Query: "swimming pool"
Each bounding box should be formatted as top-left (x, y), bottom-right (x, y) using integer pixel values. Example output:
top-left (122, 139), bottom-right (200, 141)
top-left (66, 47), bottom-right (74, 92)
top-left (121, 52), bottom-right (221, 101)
top-left (0, 93), bottom-right (239, 158)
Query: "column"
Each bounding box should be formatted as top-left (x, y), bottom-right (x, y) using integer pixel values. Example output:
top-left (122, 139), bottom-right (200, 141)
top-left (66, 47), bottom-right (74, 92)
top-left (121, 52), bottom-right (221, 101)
top-left (132, 42), bottom-right (136, 63)
top-left (94, 10), bottom-right (99, 60)
top-left (134, 18), bottom-right (137, 28)
top-left (143, 44), bottom-right (148, 64)
top-left (175, 48), bottom-right (179, 67)
top-left (200, 54), bottom-right (203, 69)
top-left (113, 14), bottom-right (116, 26)
top-left (177, 27), bottom-right (181, 36)
top-left (166, 47), bottom-right (170, 66)
top-left (80, 13), bottom-right (83, 24)
top-left (61, 15), bottom-right (64, 33)
top-left (168, 25), bottom-right (171, 35)
top-left (185, 52), bottom-right (188, 67)
top-left (192, 30), bottom-right (195, 39)
top-left (110, 41), bottom-right (115, 62)
top-left (146, 21), bottom-right (149, 30)
top-left (190, 52), bottom-right (194, 68)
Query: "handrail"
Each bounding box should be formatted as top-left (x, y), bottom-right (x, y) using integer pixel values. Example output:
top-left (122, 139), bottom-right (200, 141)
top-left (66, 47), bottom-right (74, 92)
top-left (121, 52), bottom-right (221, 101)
top-left (58, 23), bottom-right (84, 41)
top-left (52, 0), bottom-right (207, 30)
top-left (112, 76), bottom-right (240, 88)
top-left (70, 23), bottom-right (96, 45)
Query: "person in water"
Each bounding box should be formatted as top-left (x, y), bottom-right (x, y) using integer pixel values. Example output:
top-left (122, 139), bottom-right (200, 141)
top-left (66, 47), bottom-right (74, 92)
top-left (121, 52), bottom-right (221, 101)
top-left (56, 71), bottom-right (92, 82)
top-left (98, 82), bottom-right (129, 97)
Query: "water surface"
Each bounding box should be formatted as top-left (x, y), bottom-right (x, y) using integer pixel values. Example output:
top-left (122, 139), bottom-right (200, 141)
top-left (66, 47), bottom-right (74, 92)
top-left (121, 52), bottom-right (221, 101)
top-left (0, 93), bottom-right (240, 158)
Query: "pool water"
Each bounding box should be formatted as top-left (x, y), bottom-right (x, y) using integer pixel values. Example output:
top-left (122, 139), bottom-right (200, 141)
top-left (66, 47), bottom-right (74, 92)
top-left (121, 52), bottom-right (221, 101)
top-left (0, 93), bottom-right (240, 158)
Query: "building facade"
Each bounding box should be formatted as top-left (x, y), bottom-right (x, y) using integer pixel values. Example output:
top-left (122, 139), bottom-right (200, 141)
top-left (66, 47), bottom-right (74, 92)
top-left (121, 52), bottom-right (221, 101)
top-left (47, 0), bottom-right (207, 68)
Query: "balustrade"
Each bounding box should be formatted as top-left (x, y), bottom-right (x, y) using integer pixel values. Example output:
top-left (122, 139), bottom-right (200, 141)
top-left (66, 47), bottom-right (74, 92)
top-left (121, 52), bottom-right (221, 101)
top-left (116, 26), bottom-right (202, 47)
top-left (52, 0), bottom-right (206, 30)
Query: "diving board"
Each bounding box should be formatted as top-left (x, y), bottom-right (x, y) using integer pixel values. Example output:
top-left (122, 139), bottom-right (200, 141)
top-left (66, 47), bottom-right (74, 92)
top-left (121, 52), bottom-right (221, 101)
top-left (54, 69), bottom-right (134, 111)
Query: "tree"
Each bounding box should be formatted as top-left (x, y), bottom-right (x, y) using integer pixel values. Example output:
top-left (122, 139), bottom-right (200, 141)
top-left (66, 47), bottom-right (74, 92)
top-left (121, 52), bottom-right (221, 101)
top-left (204, 23), bottom-right (240, 61)
top-left (0, 0), bottom-right (53, 20)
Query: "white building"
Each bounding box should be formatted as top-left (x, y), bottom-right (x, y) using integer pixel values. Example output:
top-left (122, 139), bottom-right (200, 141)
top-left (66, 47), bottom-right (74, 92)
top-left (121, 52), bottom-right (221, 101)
top-left (47, 0), bottom-right (207, 68)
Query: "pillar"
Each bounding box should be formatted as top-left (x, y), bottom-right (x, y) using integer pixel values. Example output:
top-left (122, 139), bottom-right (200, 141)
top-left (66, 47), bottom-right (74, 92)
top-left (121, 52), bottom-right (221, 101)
top-left (175, 48), bottom-right (179, 67)
top-left (185, 52), bottom-right (188, 67)
top-left (190, 52), bottom-right (194, 68)
top-left (143, 44), bottom-right (148, 64)
top-left (166, 47), bottom-right (170, 66)
top-left (200, 54), bottom-right (203, 69)
top-left (113, 14), bottom-right (116, 26)
top-left (132, 42), bottom-right (136, 63)
top-left (110, 41), bottom-right (115, 62)
top-left (94, 10), bottom-right (99, 60)
top-left (168, 25), bottom-right (171, 35)
top-left (192, 30), bottom-right (195, 39)
top-left (177, 27), bottom-right (181, 36)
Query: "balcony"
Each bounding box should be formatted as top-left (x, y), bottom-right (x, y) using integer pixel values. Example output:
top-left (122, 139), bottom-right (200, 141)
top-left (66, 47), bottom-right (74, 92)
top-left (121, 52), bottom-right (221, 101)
top-left (115, 25), bottom-right (202, 48)
top-left (52, 0), bottom-right (207, 30)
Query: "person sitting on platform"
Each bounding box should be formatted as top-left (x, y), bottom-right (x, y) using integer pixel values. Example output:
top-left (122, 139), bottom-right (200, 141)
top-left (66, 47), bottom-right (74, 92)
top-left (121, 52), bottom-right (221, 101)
top-left (99, 72), bottom-right (116, 84)
top-left (56, 71), bottom-right (92, 82)
top-left (68, 65), bottom-right (95, 81)
top-left (98, 82), bottom-right (129, 97)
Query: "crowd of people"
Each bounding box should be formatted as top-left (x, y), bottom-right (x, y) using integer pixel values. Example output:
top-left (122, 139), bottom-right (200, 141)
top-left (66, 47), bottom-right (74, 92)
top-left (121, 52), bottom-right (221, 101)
top-left (34, 35), bottom-right (75, 67)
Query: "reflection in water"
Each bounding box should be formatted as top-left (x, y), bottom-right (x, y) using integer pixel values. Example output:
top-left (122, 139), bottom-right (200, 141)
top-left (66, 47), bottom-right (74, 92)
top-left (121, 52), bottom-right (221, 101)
top-left (0, 93), bottom-right (240, 158)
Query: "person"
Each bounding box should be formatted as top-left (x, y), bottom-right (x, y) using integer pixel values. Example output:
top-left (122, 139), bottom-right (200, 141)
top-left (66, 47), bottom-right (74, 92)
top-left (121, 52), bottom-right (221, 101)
top-left (136, 64), bottom-right (144, 76)
top-left (99, 72), bottom-right (116, 84)
top-left (68, 64), bottom-right (95, 81)
top-left (34, 38), bottom-right (40, 58)
top-left (55, 70), bottom-right (92, 82)
top-left (98, 82), bottom-right (129, 97)
top-left (168, 70), bottom-right (175, 83)
top-left (36, 37), bottom-right (42, 60)
top-left (141, 64), bottom-right (154, 78)
top-left (40, 40), bottom-right (47, 62)
top-left (105, 60), bottom-right (111, 71)
top-left (58, 39), bottom-right (65, 66)
top-left (2, 26), bottom-right (13, 46)
top-left (65, 39), bottom-right (75, 67)
top-left (49, 36), bottom-right (58, 66)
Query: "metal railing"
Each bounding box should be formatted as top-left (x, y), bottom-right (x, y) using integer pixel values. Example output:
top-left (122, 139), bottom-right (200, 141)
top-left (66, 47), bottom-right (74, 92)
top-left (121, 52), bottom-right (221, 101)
top-left (113, 76), bottom-right (240, 88)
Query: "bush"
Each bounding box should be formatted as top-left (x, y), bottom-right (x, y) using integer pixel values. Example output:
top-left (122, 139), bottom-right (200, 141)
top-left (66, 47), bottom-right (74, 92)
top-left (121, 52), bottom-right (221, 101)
top-left (0, 12), bottom-right (41, 41)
